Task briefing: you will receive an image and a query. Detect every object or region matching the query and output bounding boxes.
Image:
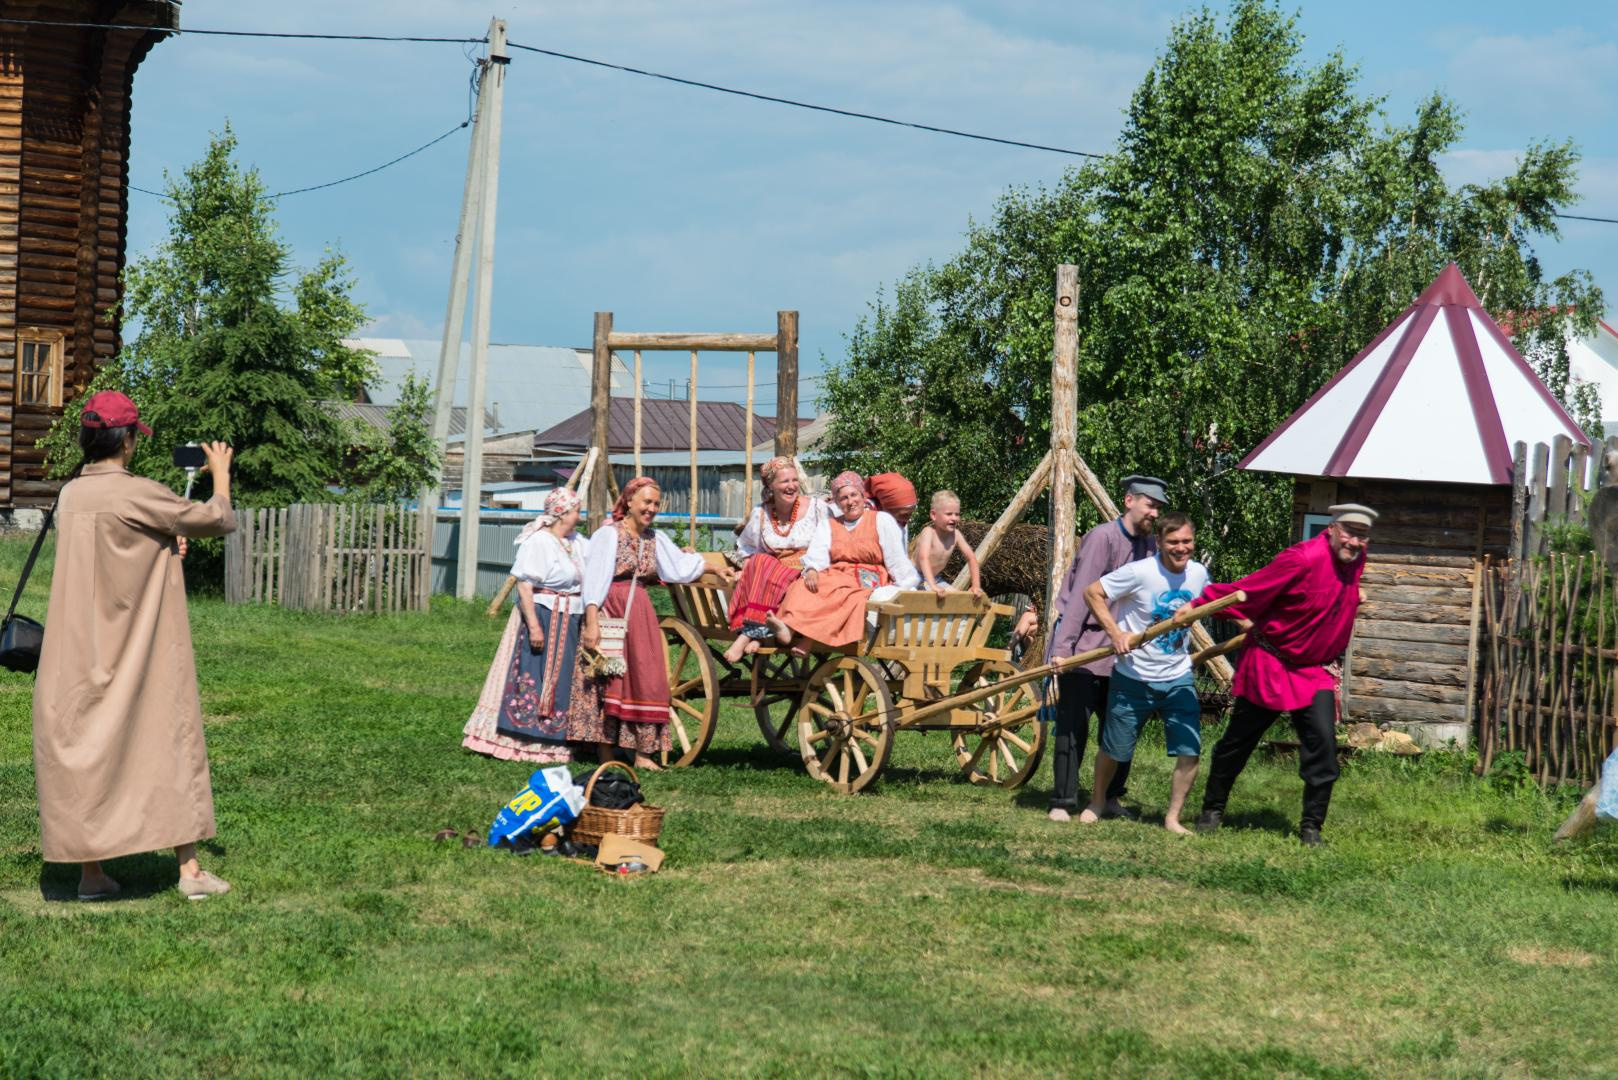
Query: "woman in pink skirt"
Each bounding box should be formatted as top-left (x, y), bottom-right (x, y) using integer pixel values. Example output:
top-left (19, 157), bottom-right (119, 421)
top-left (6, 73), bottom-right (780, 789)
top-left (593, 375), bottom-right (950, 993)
top-left (580, 477), bottom-right (727, 769)
top-left (721, 456), bottom-right (827, 664)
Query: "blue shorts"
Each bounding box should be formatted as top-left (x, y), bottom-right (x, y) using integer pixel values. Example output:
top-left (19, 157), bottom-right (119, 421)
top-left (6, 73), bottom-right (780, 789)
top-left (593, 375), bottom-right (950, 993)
top-left (1101, 671), bottom-right (1201, 761)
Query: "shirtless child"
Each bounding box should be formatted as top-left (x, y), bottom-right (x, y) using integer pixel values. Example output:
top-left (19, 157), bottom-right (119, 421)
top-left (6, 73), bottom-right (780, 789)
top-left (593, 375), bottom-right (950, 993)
top-left (914, 491), bottom-right (984, 598)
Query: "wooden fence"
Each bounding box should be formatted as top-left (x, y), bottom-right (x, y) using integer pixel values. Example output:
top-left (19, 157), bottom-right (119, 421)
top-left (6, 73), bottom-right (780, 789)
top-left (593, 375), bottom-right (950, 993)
top-left (1478, 553), bottom-right (1617, 785)
top-left (1508, 434), bottom-right (1618, 559)
top-left (225, 503), bottom-right (430, 613)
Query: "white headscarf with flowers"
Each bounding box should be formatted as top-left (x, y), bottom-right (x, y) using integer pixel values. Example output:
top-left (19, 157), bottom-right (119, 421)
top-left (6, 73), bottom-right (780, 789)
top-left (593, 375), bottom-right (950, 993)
top-left (515, 486), bottom-right (583, 545)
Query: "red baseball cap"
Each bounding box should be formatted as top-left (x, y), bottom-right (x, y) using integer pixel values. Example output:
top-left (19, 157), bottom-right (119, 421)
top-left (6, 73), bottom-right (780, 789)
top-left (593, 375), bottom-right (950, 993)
top-left (80, 391), bottom-right (151, 436)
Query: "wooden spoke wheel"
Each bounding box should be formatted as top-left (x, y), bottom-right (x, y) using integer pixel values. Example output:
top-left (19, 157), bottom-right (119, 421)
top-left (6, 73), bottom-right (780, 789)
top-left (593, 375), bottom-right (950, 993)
top-left (796, 657), bottom-right (895, 794)
top-left (751, 649), bottom-right (814, 756)
top-left (952, 660), bottom-right (1046, 788)
top-left (660, 617), bottom-right (720, 768)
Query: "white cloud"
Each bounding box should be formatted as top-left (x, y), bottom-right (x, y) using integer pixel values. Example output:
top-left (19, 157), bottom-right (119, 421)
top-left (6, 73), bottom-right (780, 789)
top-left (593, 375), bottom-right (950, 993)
top-left (1442, 31), bottom-right (1618, 124)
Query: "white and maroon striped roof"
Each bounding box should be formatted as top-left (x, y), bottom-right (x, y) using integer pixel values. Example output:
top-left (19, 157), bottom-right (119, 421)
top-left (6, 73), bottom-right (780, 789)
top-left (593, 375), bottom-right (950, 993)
top-left (1241, 263), bottom-right (1590, 485)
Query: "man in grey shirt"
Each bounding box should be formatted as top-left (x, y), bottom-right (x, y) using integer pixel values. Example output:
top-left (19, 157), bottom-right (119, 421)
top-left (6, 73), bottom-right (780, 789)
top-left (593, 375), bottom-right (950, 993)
top-left (1045, 475), bottom-right (1166, 822)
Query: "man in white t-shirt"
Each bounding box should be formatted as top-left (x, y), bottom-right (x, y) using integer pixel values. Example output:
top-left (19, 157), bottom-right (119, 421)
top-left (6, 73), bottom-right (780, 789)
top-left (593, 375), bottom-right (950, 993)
top-left (1076, 513), bottom-right (1210, 833)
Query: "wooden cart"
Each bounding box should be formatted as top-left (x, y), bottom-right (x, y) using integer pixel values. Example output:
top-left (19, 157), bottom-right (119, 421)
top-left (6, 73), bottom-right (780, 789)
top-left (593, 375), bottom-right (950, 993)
top-left (658, 573), bottom-right (1045, 792)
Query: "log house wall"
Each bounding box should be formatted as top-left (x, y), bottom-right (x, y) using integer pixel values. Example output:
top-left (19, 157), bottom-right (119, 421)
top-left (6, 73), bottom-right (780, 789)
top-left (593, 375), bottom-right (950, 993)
top-left (1291, 476), bottom-right (1510, 732)
top-left (0, 3), bottom-right (173, 507)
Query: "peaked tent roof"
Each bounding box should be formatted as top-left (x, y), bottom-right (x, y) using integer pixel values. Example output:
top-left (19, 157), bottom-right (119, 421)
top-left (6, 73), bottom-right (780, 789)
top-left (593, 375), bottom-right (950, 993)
top-left (1241, 263), bottom-right (1590, 485)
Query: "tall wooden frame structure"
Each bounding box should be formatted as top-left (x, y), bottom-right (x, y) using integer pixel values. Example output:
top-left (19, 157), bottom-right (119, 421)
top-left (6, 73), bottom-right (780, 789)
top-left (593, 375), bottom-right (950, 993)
top-left (0, 1), bottom-right (179, 507)
top-left (587, 310), bottom-right (799, 530)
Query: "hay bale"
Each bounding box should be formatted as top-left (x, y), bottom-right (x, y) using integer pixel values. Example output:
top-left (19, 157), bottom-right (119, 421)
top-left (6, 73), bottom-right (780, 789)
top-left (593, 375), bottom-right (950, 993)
top-left (937, 521), bottom-right (1076, 601)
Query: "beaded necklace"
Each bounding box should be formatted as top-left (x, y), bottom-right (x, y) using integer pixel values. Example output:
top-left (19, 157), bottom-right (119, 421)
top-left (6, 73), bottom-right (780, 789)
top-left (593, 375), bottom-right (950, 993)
top-left (767, 495), bottom-right (802, 538)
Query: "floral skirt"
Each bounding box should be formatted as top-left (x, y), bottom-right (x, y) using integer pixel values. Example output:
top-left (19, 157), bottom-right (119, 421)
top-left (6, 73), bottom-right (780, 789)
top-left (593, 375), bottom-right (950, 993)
top-left (569, 577), bottom-right (670, 755)
top-left (463, 608), bottom-right (600, 763)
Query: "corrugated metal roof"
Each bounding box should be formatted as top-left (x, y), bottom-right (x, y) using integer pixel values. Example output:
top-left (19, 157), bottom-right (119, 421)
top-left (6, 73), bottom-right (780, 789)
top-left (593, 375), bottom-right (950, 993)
top-left (531, 397), bottom-right (777, 453)
top-left (325, 399), bottom-right (489, 438)
top-left (345, 338), bottom-right (629, 438)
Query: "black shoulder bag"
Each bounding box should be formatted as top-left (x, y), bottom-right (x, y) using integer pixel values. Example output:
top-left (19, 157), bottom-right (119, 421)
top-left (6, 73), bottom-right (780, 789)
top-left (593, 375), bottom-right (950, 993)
top-left (0, 502), bottom-right (55, 673)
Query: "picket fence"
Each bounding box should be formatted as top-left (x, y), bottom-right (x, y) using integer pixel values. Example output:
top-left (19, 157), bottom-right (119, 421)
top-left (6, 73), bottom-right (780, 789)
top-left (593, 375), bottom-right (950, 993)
top-left (224, 503), bottom-right (430, 613)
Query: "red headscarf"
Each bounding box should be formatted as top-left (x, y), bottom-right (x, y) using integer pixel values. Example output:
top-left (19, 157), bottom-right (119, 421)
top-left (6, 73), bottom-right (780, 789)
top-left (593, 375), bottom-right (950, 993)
top-left (611, 476), bottom-right (660, 522)
top-left (865, 473), bottom-right (917, 517)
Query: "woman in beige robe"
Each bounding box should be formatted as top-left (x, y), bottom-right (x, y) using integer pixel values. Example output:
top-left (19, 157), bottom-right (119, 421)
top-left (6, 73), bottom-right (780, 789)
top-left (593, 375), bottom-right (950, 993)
top-left (33, 395), bottom-right (236, 901)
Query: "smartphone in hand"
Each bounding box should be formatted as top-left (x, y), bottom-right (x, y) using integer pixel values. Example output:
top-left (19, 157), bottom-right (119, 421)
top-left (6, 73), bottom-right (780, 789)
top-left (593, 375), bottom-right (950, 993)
top-left (172, 444), bottom-right (205, 471)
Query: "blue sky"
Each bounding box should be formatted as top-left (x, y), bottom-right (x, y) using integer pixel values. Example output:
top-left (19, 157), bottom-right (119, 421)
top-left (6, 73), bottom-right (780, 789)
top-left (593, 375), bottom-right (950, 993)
top-left (122, 1), bottom-right (1618, 418)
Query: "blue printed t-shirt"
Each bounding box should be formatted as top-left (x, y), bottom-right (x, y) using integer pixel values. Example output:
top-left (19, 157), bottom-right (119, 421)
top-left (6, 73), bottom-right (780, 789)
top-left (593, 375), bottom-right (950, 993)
top-left (1098, 555), bottom-right (1211, 683)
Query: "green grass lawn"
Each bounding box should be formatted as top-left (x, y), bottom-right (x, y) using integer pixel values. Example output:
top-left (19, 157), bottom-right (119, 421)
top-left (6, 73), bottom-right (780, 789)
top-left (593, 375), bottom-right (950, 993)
top-left (1, 537), bottom-right (1616, 1078)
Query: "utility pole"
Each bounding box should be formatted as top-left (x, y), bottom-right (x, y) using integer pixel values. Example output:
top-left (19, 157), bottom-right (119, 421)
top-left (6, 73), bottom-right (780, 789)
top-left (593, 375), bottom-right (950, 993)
top-left (455, 18), bottom-right (508, 600)
top-left (418, 23), bottom-right (491, 574)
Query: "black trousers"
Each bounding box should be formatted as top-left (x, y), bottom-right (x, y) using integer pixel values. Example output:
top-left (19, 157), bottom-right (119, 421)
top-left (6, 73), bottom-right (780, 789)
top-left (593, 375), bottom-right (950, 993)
top-left (1199, 691), bottom-right (1340, 830)
top-left (1048, 667), bottom-right (1131, 811)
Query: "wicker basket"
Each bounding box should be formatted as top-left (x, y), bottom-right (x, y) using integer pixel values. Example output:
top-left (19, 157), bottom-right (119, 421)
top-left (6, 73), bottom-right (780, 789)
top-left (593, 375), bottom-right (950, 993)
top-left (570, 761), bottom-right (665, 847)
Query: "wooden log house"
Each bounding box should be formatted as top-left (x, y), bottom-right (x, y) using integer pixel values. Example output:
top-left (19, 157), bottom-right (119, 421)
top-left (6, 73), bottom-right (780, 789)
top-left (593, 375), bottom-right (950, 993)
top-left (0, 1), bottom-right (177, 509)
top-left (1241, 263), bottom-right (1591, 746)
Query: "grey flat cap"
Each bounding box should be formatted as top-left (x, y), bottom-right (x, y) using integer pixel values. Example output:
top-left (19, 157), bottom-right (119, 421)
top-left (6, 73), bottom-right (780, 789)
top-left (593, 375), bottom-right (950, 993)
top-left (1122, 474), bottom-right (1169, 504)
top-left (1328, 503), bottom-right (1378, 528)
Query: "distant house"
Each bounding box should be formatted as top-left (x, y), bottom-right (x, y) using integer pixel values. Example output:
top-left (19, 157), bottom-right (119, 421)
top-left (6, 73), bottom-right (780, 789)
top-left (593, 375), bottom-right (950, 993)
top-left (1566, 317), bottom-right (1618, 437)
top-left (342, 337), bottom-right (630, 487)
top-left (523, 398), bottom-right (795, 520)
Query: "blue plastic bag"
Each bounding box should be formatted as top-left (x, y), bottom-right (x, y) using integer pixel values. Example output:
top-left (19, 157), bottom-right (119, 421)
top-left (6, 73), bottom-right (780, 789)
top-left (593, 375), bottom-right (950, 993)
top-left (1597, 748), bottom-right (1618, 822)
top-left (488, 766), bottom-right (586, 846)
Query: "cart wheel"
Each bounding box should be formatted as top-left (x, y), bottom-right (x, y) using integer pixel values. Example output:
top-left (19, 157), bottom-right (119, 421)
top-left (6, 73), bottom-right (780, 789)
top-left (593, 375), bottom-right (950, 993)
top-left (660, 617), bottom-right (720, 768)
top-left (953, 660), bottom-right (1046, 788)
top-left (751, 649), bottom-right (813, 756)
top-left (797, 656), bottom-right (894, 794)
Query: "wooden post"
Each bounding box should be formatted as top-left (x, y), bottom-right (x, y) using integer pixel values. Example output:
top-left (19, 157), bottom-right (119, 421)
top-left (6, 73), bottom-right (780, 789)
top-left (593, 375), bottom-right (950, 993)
top-left (744, 349), bottom-right (756, 507)
top-left (953, 450), bottom-right (1053, 590)
top-left (589, 311), bottom-right (614, 527)
top-left (1509, 441), bottom-right (1528, 562)
top-left (1046, 266), bottom-right (1079, 644)
top-left (456, 18), bottom-right (507, 600)
top-left (775, 310), bottom-right (799, 458)
top-left (689, 349), bottom-right (699, 542)
top-left (633, 349), bottom-right (643, 476)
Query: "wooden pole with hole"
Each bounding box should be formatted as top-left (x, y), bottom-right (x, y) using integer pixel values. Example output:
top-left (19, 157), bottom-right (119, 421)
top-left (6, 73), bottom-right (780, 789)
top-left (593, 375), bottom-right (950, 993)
top-left (689, 349), bottom-right (700, 542)
top-left (633, 349), bottom-right (643, 477)
top-left (744, 350), bottom-right (756, 508)
top-left (1046, 265), bottom-right (1080, 645)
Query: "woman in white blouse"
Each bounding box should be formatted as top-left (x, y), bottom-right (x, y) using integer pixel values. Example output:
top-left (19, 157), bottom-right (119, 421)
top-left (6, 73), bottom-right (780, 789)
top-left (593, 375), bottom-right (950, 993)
top-left (462, 487), bottom-right (597, 763)
top-left (768, 470), bottom-right (920, 652)
top-left (721, 456), bottom-right (827, 663)
top-left (580, 477), bottom-right (730, 769)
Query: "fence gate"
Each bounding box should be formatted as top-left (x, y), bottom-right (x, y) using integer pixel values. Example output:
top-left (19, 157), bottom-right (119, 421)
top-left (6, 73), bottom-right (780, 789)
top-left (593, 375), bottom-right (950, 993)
top-left (225, 503), bottom-right (430, 613)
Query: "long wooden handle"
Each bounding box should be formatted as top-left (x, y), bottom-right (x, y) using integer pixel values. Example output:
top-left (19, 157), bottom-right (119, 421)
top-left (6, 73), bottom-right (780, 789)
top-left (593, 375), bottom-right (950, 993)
top-left (1191, 631), bottom-right (1247, 667)
top-left (874, 590), bottom-right (1247, 730)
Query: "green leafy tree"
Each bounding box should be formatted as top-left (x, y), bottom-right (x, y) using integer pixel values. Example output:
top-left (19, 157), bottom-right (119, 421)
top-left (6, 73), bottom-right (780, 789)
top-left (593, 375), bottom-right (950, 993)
top-left (346, 373), bottom-right (442, 502)
top-left (818, 0), bottom-right (1602, 575)
top-left (44, 126), bottom-right (377, 505)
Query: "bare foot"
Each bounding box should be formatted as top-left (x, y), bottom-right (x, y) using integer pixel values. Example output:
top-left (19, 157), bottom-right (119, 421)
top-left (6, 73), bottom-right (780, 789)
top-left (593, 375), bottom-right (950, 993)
top-left (1048, 808), bottom-right (1072, 823)
top-left (723, 637), bottom-right (749, 664)
top-left (1164, 819), bottom-right (1191, 836)
top-left (743, 639), bottom-right (761, 655)
top-left (633, 754), bottom-right (663, 772)
top-left (1077, 807), bottom-right (1102, 824)
top-left (765, 614), bottom-right (792, 645)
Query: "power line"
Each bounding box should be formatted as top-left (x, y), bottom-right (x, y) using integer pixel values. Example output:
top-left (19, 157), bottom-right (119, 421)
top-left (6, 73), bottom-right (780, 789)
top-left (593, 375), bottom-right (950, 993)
top-left (505, 40), bottom-right (1105, 159)
top-left (0, 16), bottom-right (484, 44)
top-left (130, 120), bottom-right (471, 202)
top-left (13, 14), bottom-right (1616, 227)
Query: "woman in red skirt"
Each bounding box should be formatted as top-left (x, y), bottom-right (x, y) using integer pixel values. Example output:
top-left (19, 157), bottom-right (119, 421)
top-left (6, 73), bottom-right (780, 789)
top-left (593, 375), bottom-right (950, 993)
top-left (721, 456), bottom-right (828, 664)
top-left (580, 477), bottom-right (726, 769)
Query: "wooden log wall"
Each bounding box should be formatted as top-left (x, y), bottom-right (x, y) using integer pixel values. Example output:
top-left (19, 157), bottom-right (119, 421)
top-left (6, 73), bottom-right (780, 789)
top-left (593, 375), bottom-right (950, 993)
top-left (0, 5), bottom-right (173, 507)
top-left (1292, 476), bottom-right (1509, 733)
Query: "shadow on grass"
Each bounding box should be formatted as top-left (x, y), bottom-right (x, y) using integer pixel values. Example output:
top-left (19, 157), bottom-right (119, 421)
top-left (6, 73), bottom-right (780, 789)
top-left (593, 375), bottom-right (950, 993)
top-left (37, 852), bottom-right (185, 903)
top-left (693, 744), bottom-right (802, 773)
top-left (1560, 875), bottom-right (1618, 895)
top-left (1216, 808), bottom-right (1294, 835)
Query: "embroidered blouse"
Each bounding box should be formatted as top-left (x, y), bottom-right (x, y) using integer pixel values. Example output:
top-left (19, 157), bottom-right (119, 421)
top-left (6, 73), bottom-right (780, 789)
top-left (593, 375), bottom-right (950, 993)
top-left (801, 509), bottom-right (920, 589)
top-left (509, 530), bottom-right (588, 614)
top-left (736, 495), bottom-right (827, 557)
top-left (581, 523), bottom-right (707, 608)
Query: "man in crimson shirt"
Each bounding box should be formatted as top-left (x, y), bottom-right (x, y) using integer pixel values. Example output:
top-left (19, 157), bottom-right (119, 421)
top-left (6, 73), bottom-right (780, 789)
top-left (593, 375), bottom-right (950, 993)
top-left (1193, 503), bottom-right (1377, 846)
